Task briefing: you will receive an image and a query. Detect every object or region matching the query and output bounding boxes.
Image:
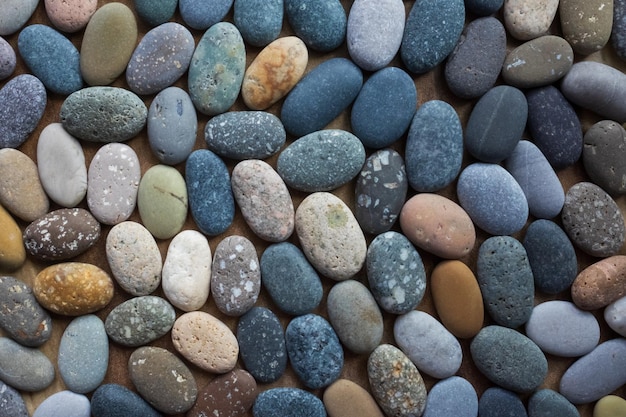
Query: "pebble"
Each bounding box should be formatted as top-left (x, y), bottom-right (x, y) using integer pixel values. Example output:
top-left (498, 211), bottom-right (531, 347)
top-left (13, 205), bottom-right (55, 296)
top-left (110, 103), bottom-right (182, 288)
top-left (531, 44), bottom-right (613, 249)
top-left (0, 337), bottom-right (55, 392)
top-left (128, 346), bottom-right (198, 414)
top-left (138, 164), bottom-right (188, 239)
top-left (525, 85), bottom-right (583, 169)
top-left (346, 0), bottom-right (405, 71)
top-left (0, 380), bottom-right (29, 417)
top-left (58, 315), bottom-right (108, 393)
top-left (560, 0), bottom-right (613, 55)
top-left (394, 310), bottom-right (463, 379)
top-left (0, 37), bottom-right (16, 80)
top-left (186, 150), bottom-right (234, 236)
top-left (232, 159), bottom-right (294, 242)
top-left (594, 395), bottom-right (626, 417)
top-left (561, 182), bottom-right (625, 257)
top-left (431, 260), bottom-right (484, 339)
top-left (466, 0), bottom-right (504, 15)
top-left (188, 22), bottom-right (245, 116)
top-left (285, 314), bottom-right (344, 389)
top-left (583, 120), bottom-right (626, 195)
top-left (528, 389), bottom-right (580, 417)
top-left (18, 24), bottom-right (83, 95)
top-left (253, 388), bottom-right (326, 417)
top-left (470, 325), bottom-right (548, 393)
top-left (350, 67), bottom-right (417, 149)
top-left (32, 391), bottom-right (90, 417)
top-left (0, 275), bottom-right (52, 347)
top-left (422, 376), bottom-right (478, 417)
top-left (148, 86), bottom-right (197, 165)
top-left (171, 311), bottom-right (239, 373)
top-left (355, 149), bottom-right (408, 235)
top-left (477, 236), bottom-right (534, 328)
top-left (105, 296), bottom-right (176, 347)
top-left (478, 387), bottom-right (527, 417)
top-left (502, 35), bottom-right (574, 89)
top-left (237, 306), bottom-right (287, 383)
top-left (323, 379), bottom-right (384, 417)
top-left (559, 338), bottom-right (626, 404)
top-left (44, 0), bottom-right (97, 32)
top-left (211, 235), bottom-right (260, 316)
top-left (571, 255), bottom-right (626, 310)
top-left (605, 295), bottom-right (626, 336)
top-left (241, 36), bottom-right (308, 110)
top-left (33, 262), bottom-right (114, 316)
top-left (613, 0), bottom-right (626, 60)
top-left (162, 230), bottom-right (212, 312)
top-left (133, 0), bottom-right (177, 26)
top-left (366, 231), bottom-right (426, 315)
top-left (205, 111), bottom-right (286, 160)
top-left (87, 143), bottom-right (140, 225)
top-left (179, 0), bottom-right (234, 30)
top-left (503, 0), bottom-right (559, 40)
top-left (0, 0), bottom-right (38, 35)
top-left (296, 192), bottom-right (367, 281)
top-left (0, 74), bottom-right (47, 149)
top-left (445, 17), bottom-right (506, 99)
top-left (285, 0), bottom-right (346, 52)
top-left (234, 0), bottom-right (283, 47)
top-left (465, 85), bottom-right (528, 163)
top-left (457, 163), bottom-right (529, 236)
top-left (0, 206), bottom-right (26, 270)
top-left (367, 344), bottom-right (427, 417)
top-left (187, 369), bottom-right (257, 417)
top-left (523, 219), bottom-right (578, 294)
top-left (277, 129), bottom-right (365, 192)
top-left (106, 221), bottom-right (162, 296)
top-left (23, 208), bottom-right (101, 261)
top-left (0, 148), bottom-right (49, 221)
top-left (280, 58), bottom-right (363, 137)
top-left (260, 242), bottom-right (323, 315)
top-left (90, 384), bottom-right (161, 417)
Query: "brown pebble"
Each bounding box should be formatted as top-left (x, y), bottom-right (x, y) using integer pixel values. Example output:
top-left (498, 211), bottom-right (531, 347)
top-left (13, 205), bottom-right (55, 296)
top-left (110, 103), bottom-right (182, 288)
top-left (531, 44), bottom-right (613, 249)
top-left (0, 204), bottom-right (25, 271)
top-left (560, 0), bottom-right (613, 55)
top-left (571, 255), bottom-right (626, 310)
top-left (323, 379), bottom-right (384, 417)
top-left (187, 369), bottom-right (257, 417)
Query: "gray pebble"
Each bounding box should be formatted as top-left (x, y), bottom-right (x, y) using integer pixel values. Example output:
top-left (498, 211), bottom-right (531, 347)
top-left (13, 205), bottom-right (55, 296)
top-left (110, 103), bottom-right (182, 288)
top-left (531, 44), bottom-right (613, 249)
top-left (0, 74), bottom-right (47, 149)
top-left (32, 391), bottom-right (90, 417)
top-left (0, 380), bottom-right (29, 417)
top-left (0, 36), bottom-right (16, 80)
top-left (583, 120), bottom-right (626, 195)
top-left (0, 337), bottom-right (55, 392)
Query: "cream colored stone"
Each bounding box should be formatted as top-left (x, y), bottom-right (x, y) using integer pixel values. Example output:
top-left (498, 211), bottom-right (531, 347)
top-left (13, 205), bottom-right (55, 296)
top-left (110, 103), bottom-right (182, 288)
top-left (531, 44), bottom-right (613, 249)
top-left (504, 0), bottom-right (559, 40)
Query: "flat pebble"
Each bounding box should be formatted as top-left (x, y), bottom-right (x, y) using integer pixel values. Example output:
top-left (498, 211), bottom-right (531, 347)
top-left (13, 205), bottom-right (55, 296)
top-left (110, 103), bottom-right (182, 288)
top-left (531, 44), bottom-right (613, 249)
top-left (478, 387), bottom-right (527, 417)
top-left (33, 391), bottom-right (90, 417)
top-left (91, 384), bottom-right (161, 417)
top-left (133, 0), bottom-right (177, 26)
top-left (105, 296), bottom-right (175, 347)
top-left (613, 0), bottom-right (626, 60)
top-left (503, 0), bottom-right (558, 40)
top-left (571, 255), bottom-right (626, 310)
top-left (594, 395), bottom-right (626, 417)
top-left (560, 0), bottom-right (613, 55)
top-left (528, 389), bottom-right (580, 417)
top-left (253, 388), bottom-right (326, 417)
top-left (0, 74), bottom-right (47, 149)
top-left (0, 206), bottom-right (25, 271)
top-left (45, 0), bottom-right (97, 32)
top-left (187, 369), bottom-right (257, 417)
top-left (583, 120), bottom-right (626, 195)
top-left (0, 337), bottom-right (55, 392)
top-left (180, 0), bottom-right (233, 30)
top-left (422, 377), bottom-right (478, 417)
top-left (285, 0), bottom-right (346, 52)
top-left (604, 295), bottom-right (626, 336)
top-left (323, 379), bottom-right (384, 417)
top-left (0, 380), bottom-right (29, 417)
top-left (0, 37), bottom-right (16, 80)
top-left (0, 0), bottom-right (38, 35)
top-left (234, 0), bottom-right (283, 47)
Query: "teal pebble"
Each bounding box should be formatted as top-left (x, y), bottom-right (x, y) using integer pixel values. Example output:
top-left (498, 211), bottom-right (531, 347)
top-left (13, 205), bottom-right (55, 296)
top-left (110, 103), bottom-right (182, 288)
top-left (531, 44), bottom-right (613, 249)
top-left (234, 0), bottom-right (283, 47)
top-left (285, 0), bottom-right (346, 52)
top-left (133, 0), bottom-right (177, 26)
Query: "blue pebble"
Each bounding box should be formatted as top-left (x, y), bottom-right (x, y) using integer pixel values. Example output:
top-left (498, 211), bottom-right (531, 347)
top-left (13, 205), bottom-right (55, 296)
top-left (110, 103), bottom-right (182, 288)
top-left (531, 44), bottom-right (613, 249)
top-left (0, 36), bottom-right (16, 80)
top-left (0, 74), bottom-right (47, 149)
top-left (91, 384), bottom-right (162, 417)
top-left (281, 58), bottom-right (363, 137)
top-left (285, 314), bottom-right (344, 389)
top-left (253, 388), bottom-right (326, 417)
top-left (613, 0), bottom-right (626, 60)
top-left (234, 0), bottom-right (283, 47)
top-left (18, 24), bottom-right (82, 96)
top-left (179, 0), bottom-right (234, 30)
top-left (186, 150), bottom-right (235, 236)
top-left (133, 0), bottom-right (177, 26)
top-left (528, 389), bottom-right (580, 417)
top-left (423, 377), bottom-right (478, 417)
top-left (405, 100), bottom-right (463, 192)
top-left (260, 242), bottom-right (323, 315)
top-left (32, 391), bottom-right (90, 417)
top-left (0, 381), bottom-right (29, 417)
top-left (478, 387), bottom-right (527, 417)
top-left (465, 0), bottom-right (504, 16)
top-left (351, 67), bottom-right (417, 149)
top-left (285, 0), bottom-right (346, 52)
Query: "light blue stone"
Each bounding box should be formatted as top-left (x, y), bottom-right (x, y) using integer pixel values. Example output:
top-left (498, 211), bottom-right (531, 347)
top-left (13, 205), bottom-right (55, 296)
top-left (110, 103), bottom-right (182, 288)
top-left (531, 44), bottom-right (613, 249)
top-left (32, 391), bottom-right (90, 417)
top-left (179, 0), bottom-right (234, 30)
top-left (423, 377), bottom-right (478, 417)
top-left (0, 0), bottom-right (39, 36)
top-left (478, 387), bottom-right (527, 417)
top-left (234, 0), bottom-right (283, 47)
top-left (285, 0), bottom-right (346, 52)
top-left (253, 388), bottom-right (326, 417)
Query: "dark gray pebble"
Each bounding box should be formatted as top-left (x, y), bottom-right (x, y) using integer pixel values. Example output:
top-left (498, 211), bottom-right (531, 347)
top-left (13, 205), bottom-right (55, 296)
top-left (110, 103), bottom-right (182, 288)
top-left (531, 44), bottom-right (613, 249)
top-left (465, 0), bottom-right (504, 16)
top-left (285, 0), bottom-right (346, 52)
top-left (583, 120), bottom-right (626, 195)
top-left (0, 74), bottom-right (46, 149)
top-left (612, 0), bottom-right (626, 61)
top-left (234, 0), bottom-right (283, 47)
top-left (0, 380), bottom-right (29, 417)
top-left (91, 384), bottom-right (162, 417)
top-left (478, 387), bottom-right (527, 417)
top-left (253, 388), bottom-right (326, 417)
top-left (528, 389), bottom-right (580, 417)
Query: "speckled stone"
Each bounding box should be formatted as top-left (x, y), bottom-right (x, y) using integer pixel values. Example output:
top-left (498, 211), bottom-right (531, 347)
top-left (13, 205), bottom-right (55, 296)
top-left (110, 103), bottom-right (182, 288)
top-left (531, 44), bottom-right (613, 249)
top-left (0, 337), bottom-right (55, 392)
top-left (45, 0), bottom-right (97, 32)
top-left (32, 391), bottom-right (90, 417)
top-left (594, 395), bottom-right (626, 417)
top-left (422, 377), bottom-right (478, 417)
top-left (187, 369), bottom-right (257, 417)
top-left (91, 384), bottom-right (161, 417)
top-left (0, 206), bottom-right (25, 271)
top-left (0, 380), bottom-right (29, 417)
top-left (605, 295), bottom-right (626, 336)
top-left (0, 0), bottom-right (38, 36)
top-left (0, 74), bottom-right (47, 149)
top-left (323, 379), bottom-right (384, 417)
top-left (285, 0), bottom-right (347, 52)
top-left (503, 0), bottom-right (559, 40)
top-left (613, 0), bottom-right (626, 60)
top-left (0, 37), bottom-right (16, 80)
top-left (133, 0), bottom-right (177, 26)
top-left (478, 387), bottom-right (527, 417)
top-left (234, 0), bottom-right (283, 47)
top-left (560, 0), bottom-right (613, 55)
top-left (571, 255), bottom-right (626, 310)
top-left (180, 0), bottom-right (234, 30)
top-left (583, 120), bottom-right (626, 195)
top-left (253, 388), bottom-right (326, 417)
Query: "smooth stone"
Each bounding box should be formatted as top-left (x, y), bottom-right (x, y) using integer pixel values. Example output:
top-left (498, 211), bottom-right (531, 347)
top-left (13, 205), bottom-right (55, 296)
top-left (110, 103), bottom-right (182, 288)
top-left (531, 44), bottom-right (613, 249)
top-left (0, 37), bottom-right (16, 80)
top-left (205, 111), bottom-right (286, 160)
top-left (285, 313), bottom-right (344, 389)
top-left (523, 219), bottom-right (578, 294)
top-left (560, 338), bottom-right (626, 404)
top-left (58, 315), bottom-right (108, 393)
top-left (346, 0), bottom-right (405, 71)
top-left (572, 255), bottom-right (626, 310)
top-left (180, 0), bottom-right (234, 30)
top-left (613, 0), bottom-right (626, 60)
top-left (0, 0), bottom-right (38, 35)
top-left (529, 389), bottom-right (580, 417)
top-left (285, 0), bottom-right (346, 52)
top-left (465, 85), bottom-right (528, 163)
top-left (232, 159), bottom-right (294, 242)
top-left (91, 384), bottom-right (161, 417)
top-left (503, 0), bottom-right (559, 40)
top-left (32, 391), bottom-right (90, 417)
top-left (296, 192), bottom-right (367, 281)
top-left (0, 74), bottom-right (46, 149)
top-left (23, 208), bottom-right (100, 261)
top-left (148, 87), bottom-right (197, 165)
top-left (0, 275), bottom-right (51, 346)
top-left (594, 395), bottom-right (626, 417)
top-left (445, 16), bottom-right (507, 99)
top-left (171, 311), bottom-right (239, 373)
top-left (423, 377), bottom-right (478, 417)
top-left (561, 182), bottom-right (625, 257)
top-left (0, 149), bottom-right (48, 221)
top-left (466, 0), bottom-right (504, 15)
top-left (605, 295), bottom-right (626, 336)
top-left (126, 22), bottom-right (194, 95)
top-left (187, 369), bottom-right (257, 417)
top-left (87, 143), bottom-right (140, 225)
top-left (45, 0), bottom-right (97, 32)
top-left (33, 262), bottom-right (114, 316)
top-left (234, 0), bottom-right (283, 46)
top-left (211, 235), bottom-right (260, 316)
top-left (133, 0), bottom-right (177, 26)
top-left (186, 150), bottom-right (234, 236)
top-left (526, 85), bottom-right (583, 169)
top-left (253, 388), bottom-right (326, 417)
top-left (471, 325), bottom-right (548, 393)
top-left (366, 231), bottom-right (426, 315)
top-left (280, 58), bottom-right (363, 137)
top-left (0, 337), bottom-right (55, 392)
top-left (477, 236), bottom-right (534, 328)
top-left (560, 0), bottom-right (613, 55)
top-left (188, 22), bottom-right (245, 116)
top-left (351, 67), bottom-right (416, 149)
top-left (105, 296), bottom-right (176, 347)
top-left (583, 120), bottom-right (626, 195)
top-left (0, 380), bottom-right (29, 417)
top-left (138, 164), bottom-right (188, 240)
top-left (260, 242), bottom-right (323, 315)
top-left (367, 344), bottom-right (427, 417)
top-left (237, 306), bottom-right (287, 383)
top-left (323, 379), bottom-right (384, 417)
top-left (502, 35), bottom-right (574, 88)
top-left (478, 387), bottom-right (528, 417)
top-left (277, 129), bottom-right (365, 192)
top-left (80, 3), bottom-right (137, 85)
top-left (128, 346), bottom-right (197, 414)
top-left (355, 149), bottom-right (408, 235)
top-left (0, 206), bottom-right (26, 270)
top-left (162, 230), bottom-right (212, 312)
top-left (431, 260), bottom-right (484, 339)
top-left (241, 36), bottom-right (308, 110)
top-left (457, 163), bottom-right (529, 235)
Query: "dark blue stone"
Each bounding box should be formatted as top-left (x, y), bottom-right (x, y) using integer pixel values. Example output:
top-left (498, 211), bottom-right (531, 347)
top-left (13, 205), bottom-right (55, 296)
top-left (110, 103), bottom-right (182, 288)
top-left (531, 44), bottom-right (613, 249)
top-left (281, 57), bottom-right (363, 137)
top-left (179, 0), bottom-right (234, 30)
top-left (285, 0), bottom-right (346, 52)
top-left (252, 388), bottom-right (326, 417)
top-left (528, 389), bottom-right (580, 417)
top-left (133, 0), bottom-right (177, 27)
top-left (478, 387), bottom-right (527, 417)
top-left (91, 384), bottom-right (162, 417)
top-left (186, 150), bottom-right (235, 236)
top-left (423, 377), bottom-right (478, 417)
top-left (234, 0), bottom-right (283, 47)
top-left (0, 381), bottom-right (29, 417)
top-left (0, 74), bottom-right (46, 149)
top-left (465, 0), bottom-right (504, 16)
top-left (613, 0), bottom-right (626, 61)
top-left (285, 314), bottom-right (344, 389)
top-left (351, 66), bottom-right (417, 149)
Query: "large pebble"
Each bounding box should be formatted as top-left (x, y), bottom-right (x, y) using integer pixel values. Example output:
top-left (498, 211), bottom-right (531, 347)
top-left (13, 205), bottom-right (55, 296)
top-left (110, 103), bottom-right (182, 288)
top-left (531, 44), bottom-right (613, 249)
top-left (44, 0), bottom-right (97, 32)
top-left (422, 377), bottom-right (478, 417)
top-left (594, 395), bottom-right (626, 417)
top-left (583, 120), bottom-right (626, 195)
top-left (528, 389), bottom-right (580, 417)
top-left (0, 74), bottom-right (46, 149)
top-left (503, 0), bottom-right (558, 40)
top-left (0, 149), bottom-right (48, 222)
top-left (234, 0), bottom-right (283, 47)
top-left (285, 0), bottom-right (346, 52)
top-left (0, 380), bottom-right (29, 417)
top-left (0, 0), bottom-right (38, 35)
top-left (605, 295), bottom-right (626, 336)
top-left (478, 387), bottom-right (527, 417)
top-left (91, 384), bottom-right (161, 417)
top-left (253, 388), bottom-right (326, 417)
top-left (323, 379), bottom-right (384, 417)
top-left (0, 37), bottom-right (16, 80)
top-left (32, 391), bottom-right (90, 417)
top-left (0, 337), bottom-right (55, 392)
top-left (571, 255), bottom-right (626, 310)
top-left (132, 0), bottom-right (177, 28)
top-left (0, 206), bottom-right (25, 271)
top-left (187, 369), bottom-right (257, 417)
top-left (179, 0), bottom-right (234, 30)
top-left (560, 0), bottom-right (613, 55)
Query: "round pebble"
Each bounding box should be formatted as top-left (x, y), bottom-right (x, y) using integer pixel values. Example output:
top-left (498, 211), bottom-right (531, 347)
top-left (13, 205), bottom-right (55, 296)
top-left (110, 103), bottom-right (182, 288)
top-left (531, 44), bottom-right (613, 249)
top-left (323, 379), bottom-right (384, 417)
top-left (44, 0), bottom-right (97, 32)
top-left (253, 388), bottom-right (326, 417)
top-left (91, 384), bottom-right (161, 417)
top-left (32, 391), bottom-right (90, 417)
top-left (0, 337), bottom-right (55, 392)
top-left (0, 36), bottom-right (16, 80)
top-left (503, 0), bottom-right (558, 40)
top-left (0, 206), bottom-right (25, 271)
top-left (285, 0), bottom-right (346, 52)
top-left (0, 0), bottom-right (39, 36)
top-left (0, 380), bottom-right (29, 417)
top-left (571, 255), bottom-right (626, 310)
top-left (604, 295), bottom-right (626, 336)
top-left (105, 296), bottom-right (175, 347)
top-left (422, 376), bottom-right (478, 417)
top-left (560, 0), bottom-right (613, 55)
top-left (528, 389), bottom-right (580, 417)
top-left (179, 0), bottom-right (234, 30)
top-left (233, 0), bottom-right (283, 47)
top-left (0, 74), bottom-right (47, 149)
top-left (478, 387), bottom-right (527, 417)
top-left (187, 369), bottom-right (257, 417)
top-left (583, 120), bottom-right (626, 195)
top-left (594, 395), bottom-right (626, 417)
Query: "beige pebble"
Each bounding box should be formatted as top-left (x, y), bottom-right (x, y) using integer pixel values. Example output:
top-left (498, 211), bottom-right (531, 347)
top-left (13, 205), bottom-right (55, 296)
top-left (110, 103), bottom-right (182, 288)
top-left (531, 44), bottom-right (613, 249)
top-left (0, 204), bottom-right (25, 271)
top-left (503, 0), bottom-right (559, 40)
top-left (44, 0), bottom-right (97, 32)
top-left (560, 0), bottom-right (613, 55)
top-left (594, 395), bottom-right (626, 417)
top-left (571, 255), bottom-right (626, 310)
top-left (323, 379), bottom-right (384, 417)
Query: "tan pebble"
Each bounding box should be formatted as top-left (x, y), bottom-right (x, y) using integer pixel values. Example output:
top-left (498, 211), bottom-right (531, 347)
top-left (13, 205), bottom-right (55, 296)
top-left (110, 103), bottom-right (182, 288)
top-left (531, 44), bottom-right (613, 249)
top-left (503, 0), bottom-right (559, 40)
top-left (572, 255), bottom-right (626, 310)
top-left (44, 0), bottom-right (97, 32)
top-left (323, 379), bottom-right (384, 417)
top-left (594, 395), bottom-right (626, 417)
top-left (0, 204), bottom-right (25, 271)
top-left (560, 0), bottom-right (613, 55)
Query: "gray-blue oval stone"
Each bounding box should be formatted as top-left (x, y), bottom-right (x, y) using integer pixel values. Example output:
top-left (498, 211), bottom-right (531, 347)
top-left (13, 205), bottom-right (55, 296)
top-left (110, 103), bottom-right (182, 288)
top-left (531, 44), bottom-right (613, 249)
top-left (613, 0), bottom-right (626, 60)
top-left (528, 389), bottom-right (579, 417)
top-left (423, 377), bottom-right (478, 417)
top-left (0, 36), bottom-right (16, 80)
top-left (0, 380), bottom-right (28, 417)
top-left (32, 391), bottom-right (90, 417)
top-left (91, 384), bottom-right (162, 417)
top-left (179, 0), bottom-right (234, 30)
top-left (285, 0), bottom-right (346, 52)
top-left (133, 0), bottom-right (177, 27)
top-left (0, 74), bottom-right (46, 149)
top-left (253, 388), bottom-right (326, 417)
top-left (234, 0), bottom-right (283, 47)
top-left (478, 387), bottom-right (527, 417)
top-left (0, 337), bottom-right (55, 392)
top-left (0, 0), bottom-right (38, 36)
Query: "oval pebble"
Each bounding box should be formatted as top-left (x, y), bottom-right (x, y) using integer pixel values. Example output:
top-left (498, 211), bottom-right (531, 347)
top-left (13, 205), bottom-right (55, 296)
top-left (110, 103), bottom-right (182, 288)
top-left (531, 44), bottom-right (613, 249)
top-left (583, 120), bottom-right (626, 195)
top-left (91, 384), bottom-right (161, 417)
top-left (187, 369), bottom-right (257, 417)
top-left (478, 387), bottom-right (527, 417)
top-left (503, 0), bottom-right (558, 40)
top-left (44, 0), bottom-right (97, 32)
top-left (285, 0), bottom-right (346, 52)
top-left (571, 255), bottom-right (626, 310)
top-left (0, 0), bottom-right (38, 36)
top-left (323, 379), bottom-right (384, 417)
top-left (613, 0), bottom-right (626, 60)
top-left (0, 74), bottom-right (47, 149)
top-left (179, 0), bottom-right (233, 30)
top-left (423, 377), bottom-right (478, 417)
top-left (560, 0), bottom-right (613, 55)
top-left (0, 206), bottom-right (25, 271)
top-left (0, 337), bottom-right (55, 392)
top-left (0, 36), bottom-right (16, 80)
top-left (133, 0), bottom-right (177, 27)
top-left (32, 391), bottom-right (90, 417)
top-left (0, 149), bottom-right (49, 222)
top-left (253, 388), bottom-right (326, 417)
top-left (0, 380), bottom-right (29, 417)
top-left (528, 389), bottom-right (579, 417)
top-left (234, 0), bottom-right (283, 47)
top-left (605, 295), bottom-right (626, 336)
top-left (594, 395), bottom-right (626, 417)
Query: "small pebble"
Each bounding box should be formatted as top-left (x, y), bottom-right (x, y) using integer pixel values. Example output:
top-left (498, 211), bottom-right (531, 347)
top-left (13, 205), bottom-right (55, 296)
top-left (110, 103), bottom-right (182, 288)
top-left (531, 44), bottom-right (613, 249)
top-left (133, 0), bottom-right (177, 27)
top-left (44, 0), bottom-right (97, 32)
top-left (613, 0), bottom-right (626, 60)
top-left (187, 369), bottom-right (257, 417)
top-left (0, 380), bottom-right (29, 417)
top-left (583, 120), bottom-right (626, 195)
top-left (91, 384), bottom-right (161, 417)
top-left (422, 376), bottom-right (478, 417)
top-left (571, 255), bottom-right (626, 310)
top-left (179, 0), bottom-right (234, 30)
top-left (105, 296), bottom-right (175, 347)
top-left (0, 206), bottom-right (25, 271)
top-left (503, 0), bottom-right (558, 40)
top-left (594, 395), bottom-right (626, 417)
top-left (0, 37), bottom-right (16, 80)
top-left (253, 388), bottom-right (326, 417)
top-left (465, 0), bottom-right (504, 15)
top-left (285, 0), bottom-right (346, 52)
top-left (528, 389), bottom-right (580, 417)
top-left (0, 74), bottom-right (47, 149)
top-left (233, 0), bottom-right (283, 47)
top-left (0, 0), bottom-right (39, 35)
top-left (323, 379), bottom-right (384, 417)
top-left (32, 391), bottom-right (90, 417)
top-left (560, 0), bottom-right (613, 55)
top-left (0, 337), bottom-right (55, 392)
top-left (478, 387), bottom-right (527, 417)
top-left (604, 295), bottom-right (626, 336)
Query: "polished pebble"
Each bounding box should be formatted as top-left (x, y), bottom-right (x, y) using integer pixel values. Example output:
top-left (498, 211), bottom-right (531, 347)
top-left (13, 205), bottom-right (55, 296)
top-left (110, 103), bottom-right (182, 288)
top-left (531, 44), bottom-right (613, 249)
top-left (560, 0), bottom-right (613, 55)
top-left (0, 149), bottom-right (49, 222)
top-left (323, 379), bottom-right (384, 417)
top-left (613, 0), bottom-right (626, 60)
top-left (133, 0), bottom-right (177, 26)
top-left (571, 255), bottom-right (626, 310)
top-left (503, 0), bottom-right (558, 40)
top-left (604, 295), bottom-right (626, 336)
top-left (90, 384), bottom-right (161, 417)
top-left (285, 0), bottom-right (346, 52)
top-left (0, 74), bottom-right (47, 149)
top-left (583, 120), bottom-right (626, 195)
top-left (32, 391), bottom-right (90, 417)
top-left (0, 337), bottom-right (55, 392)
top-left (423, 376), bottom-right (478, 417)
top-left (478, 387), bottom-right (527, 417)
top-left (45, 0), bottom-right (97, 32)
top-left (528, 389), bottom-right (580, 417)
top-left (187, 369), bottom-right (257, 417)
top-left (0, 206), bottom-right (25, 271)
top-left (233, 0), bottom-right (283, 47)
top-left (0, 380), bottom-right (29, 417)
top-left (105, 296), bottom-right (175, 347)
top-left (253, 388), bottom-right (326, 417)
top-left (594, 395), bottom-right (626, 417)
top-left (0, 37), bottom-right (16, 80)
top-left (0, 0), bottom-right (39, 36)
top-left (179, 0), bottom-right (234, 30)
